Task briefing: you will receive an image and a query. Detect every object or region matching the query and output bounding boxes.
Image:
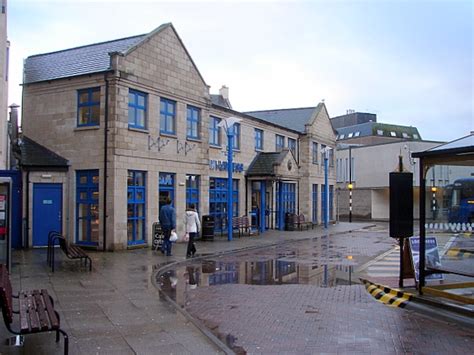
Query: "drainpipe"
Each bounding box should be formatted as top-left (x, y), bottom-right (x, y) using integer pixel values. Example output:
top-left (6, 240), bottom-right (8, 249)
top-left (25, 170), bottom-right (30, 248)
top-left (103, 75), bottom-right (109, 251)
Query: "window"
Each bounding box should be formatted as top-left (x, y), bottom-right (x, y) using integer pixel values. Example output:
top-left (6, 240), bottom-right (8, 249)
top-left (76, 170), bottom-right (99, 245)
top-left (160, 98), bottom-right (176, 134)
top-left (377, 129), bottom-right (384, 136)
top-left (312, 142), bottom-right (318, 164)
top-left (186, 105), bottom-right (200, 139)
top-left (209, 116), bottom-right (221, 146)
top-left (288, 138), bottom-right (296, 157)
top-left (320, 144), bottom-right (326, 163)
top-left (390, 131), bottom-right (397, 137)
top-left (312, 184), bottom-right (318, 223)
top-left (347, 132), bottom-right (354, 138)
top-left (127, 170), bottom-right (146, 245)
top-left (78, 87), bottom-right (100, 126)
top-left (159, 172), bottom-right (175, 212)
top-left (128, 89), bottom-right (147, 129)
top-left (413, 134), bottom-right (419, 139)
top-left (339, 134), bottom-right (345, 140)
top-left (233, 123), bottom-right (241, 150)
top-left (329, 148), bottom-right (334, 167)
top-left (402, 132), bottom-right (410, 139)
top-left (255, 128), bottom-right (263, 150)
top-left (354, 131), bottom-right (360, 137)
top-left (276, 134), bottom-right (285, 151)
top-left (186, 175), bottom-right (200, 213)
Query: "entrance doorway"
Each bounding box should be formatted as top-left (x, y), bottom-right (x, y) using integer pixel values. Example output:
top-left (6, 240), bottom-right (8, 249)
top-left (33, 183), bottom-right (62, 247)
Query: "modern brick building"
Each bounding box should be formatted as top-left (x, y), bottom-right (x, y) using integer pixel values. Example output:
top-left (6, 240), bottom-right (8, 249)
top-left (20, 23), bottom-right (336, 250)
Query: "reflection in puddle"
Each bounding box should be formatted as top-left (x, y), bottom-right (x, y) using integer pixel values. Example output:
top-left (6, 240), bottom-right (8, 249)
top-left (158, 240), bottom-right (357, 304)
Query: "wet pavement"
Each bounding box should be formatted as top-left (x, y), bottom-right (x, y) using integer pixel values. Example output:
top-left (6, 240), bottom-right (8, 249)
top-left (1, 222), bottom-right (473, 354)
top-left (157, 229), bottom-right (474, 353)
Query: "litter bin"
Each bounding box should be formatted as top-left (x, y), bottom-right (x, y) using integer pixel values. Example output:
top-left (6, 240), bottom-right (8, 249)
top-left (285, 212), bottom-right (296, 231)
top-left (201, 215), bottom-right (215, 241)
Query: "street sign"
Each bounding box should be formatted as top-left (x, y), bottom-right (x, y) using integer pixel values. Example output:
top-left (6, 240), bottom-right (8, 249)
top-left (408, 236), bottom-right (444, 282)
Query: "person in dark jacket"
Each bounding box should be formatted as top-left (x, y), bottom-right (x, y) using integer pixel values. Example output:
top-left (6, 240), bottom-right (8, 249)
top-left (159, 196), bottom-right (176, 256)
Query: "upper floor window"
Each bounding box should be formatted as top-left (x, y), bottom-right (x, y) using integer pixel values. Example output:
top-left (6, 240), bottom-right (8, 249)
top-left (187, 105), bottom-right (200, 139)
top-left (354, 131), bottom-right (360, 137)
top-left (209, 116), bottom-right (221, 147)
top-left (288, 138), bottom-right (296, 157)
top-left (312, 142), bottom-right (318, 164)
top-left (233, 123), bottom-right (241, 150)
top-left (339, 134), bottom-right (345, 140)
top-left (402, 132), bottom-right (410, 139)
top-left (413, 133), bottom-right (419, 139)
top-left (160, 98), bottom-right (176, 135)
top-left (255, 129), bottom-right (263, 150)
top-left (377, 129), bottom-right (384, 136)
top-left (320, 144), bottom-right (326, 163)
top-left (347, 132), bottom-right (353, 138)
top-left (390, 131), bottom-right (397, 137)
top-left (128, 89), bottom-right (147, 129)
top-left (276, 134), bottom-right (285, 152)
top-left (78, 87), bottom-right (100, 127)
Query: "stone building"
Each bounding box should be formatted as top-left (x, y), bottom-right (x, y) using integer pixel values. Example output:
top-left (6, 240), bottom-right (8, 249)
top-left (20, 23), bottom-right (336, 250)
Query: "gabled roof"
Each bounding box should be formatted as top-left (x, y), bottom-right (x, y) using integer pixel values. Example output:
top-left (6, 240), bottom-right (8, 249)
top-left (24, 34), bottom-right (146, 84)
top-left (245, 107), bottom-right (317, 133)
top-left (23, 23), bottom-right (208, 87)
top-left (18, 136), bottom-right (69, 169)
top-left (246, 150), bottom-right (287, 177)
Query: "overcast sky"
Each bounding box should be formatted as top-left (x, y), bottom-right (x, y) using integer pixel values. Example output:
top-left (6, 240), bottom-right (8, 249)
top-left (7, 0), bottom-right (473, 142)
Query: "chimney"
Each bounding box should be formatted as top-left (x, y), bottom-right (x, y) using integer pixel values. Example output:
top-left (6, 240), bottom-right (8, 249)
top-left (219, 85), bottom-right (229, 100)
top-left (8, 103), bottom-right (20, 144)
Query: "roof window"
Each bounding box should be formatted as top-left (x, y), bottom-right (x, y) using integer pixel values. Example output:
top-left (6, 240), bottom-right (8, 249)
top-left (402, 132), bottom-right (410, 138)
top-left (339, 134), bottom-right (345, 139)
top-left (413, 134), bottom-right (419, 139)
top-left (347, 132), bottom-right (353, 138)
top-left (390, 131), bottom-right (397, 137)
top-left (354, 131), bottom-right (360, 137)
top-left (377, 129), bottom-right (384, 136)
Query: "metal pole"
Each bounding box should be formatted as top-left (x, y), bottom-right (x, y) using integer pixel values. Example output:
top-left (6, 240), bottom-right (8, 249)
top-left (419, 158), bottom-right (426, 292)
top-left (324, 152), bottom-right (329, 229)
top-left (227, 128), bottom-right (234, 241)
top-left (349, 146), bottom-right (352, 223)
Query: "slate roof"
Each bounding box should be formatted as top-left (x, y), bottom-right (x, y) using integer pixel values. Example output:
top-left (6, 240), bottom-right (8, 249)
top-left (412, 133), bottom-right (474, 158)
top-left (210, 94), bottom-right (232, 109)
top-left (336, 122), bottom-right (421, 140)
top-left (18, 136), bottom-right (69, 168)
top-left (245, 106), bottom-right (318, 133)
top-left (246, 151), bottom-right (286, 177)
top-left (23, 34), bottom-right (147, 84)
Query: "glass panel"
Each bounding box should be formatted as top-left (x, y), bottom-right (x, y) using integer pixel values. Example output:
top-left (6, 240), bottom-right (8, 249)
top-left (92, 175), bottom-right (99, 184)
top-left (169, 102), bottom-right (175, 114)
top-left (79, 91), bottom-right (88, 104)
top-left (169, 116), bottom-right (175, 132)
top-left (137, 204), bottom-right (144, 217)
top-left (128, 92), bottom-right (134, 104)
top-left (80, 175), bottom-right (88, 184)
top-left (78, 218), bottom-right (87, 242)
top-left (127, 221), bottom-right (134, 241)
top-left (90, 220), bottom-right (99, 243)
top-left (136, 190), bottom-right (143, 201)
top-left (127, 190), bottom-right (133, 201)
top-left (127, 204), bottom-right (134, 219)
top-left (80, 192), bottom-right (87, 200)
top-left (91, 89), bottom-right (100, 102)
top-left (136, 219), bottom-right (144, 241)
top-left (138, 94), bottom-right (145, 107)
top-left (137, 109), bottom-right (145, 127)
top-left (78, 107), bottom-right (88, 125)
top-left (90, 106), bottom-right (100, 124)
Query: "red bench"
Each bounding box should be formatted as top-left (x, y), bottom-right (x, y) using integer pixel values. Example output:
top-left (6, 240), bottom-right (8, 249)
top-left (0, 264), bottom-right (69, 354)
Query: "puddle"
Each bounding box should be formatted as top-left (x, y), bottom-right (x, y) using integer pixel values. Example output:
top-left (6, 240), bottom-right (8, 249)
top-left (158, 238), bottom-right (359, 304)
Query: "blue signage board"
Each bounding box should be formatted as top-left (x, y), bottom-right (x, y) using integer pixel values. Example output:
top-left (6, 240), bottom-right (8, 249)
top-left (209, 160), bottom-right (244, 173)
top-left (409, 236), bottom-right (444, 282)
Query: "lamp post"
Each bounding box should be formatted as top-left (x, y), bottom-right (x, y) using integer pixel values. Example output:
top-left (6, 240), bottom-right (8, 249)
top-left (431, 186), bottom-right (437, 220)
top-left (218, 116), bottom-right (242, 241)
top-left (322, 147), bottom-right (331, 229)
top-left (348, 145), bottom-right (352, 223)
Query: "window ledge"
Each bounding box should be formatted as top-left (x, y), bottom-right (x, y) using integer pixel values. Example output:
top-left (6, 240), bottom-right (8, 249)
top-left (74, 125), bottom-right (100, 132)
top-left (128, 127), bottom-right (149, 134)
top-left (160, 132), bottom-right (177, 139)
top-left (186, 137), bottom-right (202, 143)
top-left (255, 148), bottom-right (264, 152)
top-left (209, 144), bottom-right (222, 149)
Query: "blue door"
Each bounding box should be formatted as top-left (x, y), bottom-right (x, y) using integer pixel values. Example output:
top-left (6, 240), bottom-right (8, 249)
top-left (33, 183), bottom-right (62, 247)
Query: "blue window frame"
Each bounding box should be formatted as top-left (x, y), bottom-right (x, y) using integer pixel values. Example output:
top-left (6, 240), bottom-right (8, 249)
top-left (160, 98), bottom-right (176, 135)
top-left (288, 138), bottom-right (296, 157)
top-left (76, 170), bottom-right (99, 245)
top-left (255, 128), bottom-right (263, 150)
top-left (127, 170), bottom-right (146, 245)
top-left (322, 184), bottom-right (333, 222)
top-left (187, 105), bottom-right (200, 139)
top-left (233, 123), bottom-right (241, 150)
top-left (159, 172), bottom-right (175, 212)
top-left (209, 116), bottom-right (221, 147)
top-left (312, 142), bottom-right (318, 164)
top-left (329, 185), bottom-right (334, 220)
top-left (276, 182), bottom-right (296, 230)
top-left (209, 177), bottom-right (239, 232)
top-left (186, 174), bottom-right (200, 213)
top-left (77, 87), bottom-right (100, 127)
top-left (276, 134), bottom-right (285, 151)
top-left (312, 184), bottom-right (318, 223)
top-left (128, 89), bottom-right (147, 129)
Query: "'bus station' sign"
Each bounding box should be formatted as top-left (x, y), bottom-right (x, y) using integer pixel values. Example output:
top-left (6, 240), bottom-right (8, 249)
top-left (209, 160), bottom-right (244, 173)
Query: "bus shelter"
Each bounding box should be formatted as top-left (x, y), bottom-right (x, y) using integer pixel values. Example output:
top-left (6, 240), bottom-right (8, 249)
top-left (412, 133), bottom-right (473, 303)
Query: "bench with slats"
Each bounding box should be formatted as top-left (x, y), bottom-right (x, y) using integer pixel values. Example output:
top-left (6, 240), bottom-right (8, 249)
top-left (0, 264), bottom-right (68, 354)
top-left (50, 234), bottom-right (92, 272)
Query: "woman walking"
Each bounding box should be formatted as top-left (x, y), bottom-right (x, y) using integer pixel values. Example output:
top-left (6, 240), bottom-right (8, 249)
top-left (184, 203), bottom-right (201, 258)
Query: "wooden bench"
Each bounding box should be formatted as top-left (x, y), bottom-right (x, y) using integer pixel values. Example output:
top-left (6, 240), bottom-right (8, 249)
top-left (240, 215), bottom-right (259, 236)
top-left (287, 214), bottom-right (313, 231)
top-left (50, 235), bottom-right (92, 273)
top-left (0, 264), bottom-right (69, 354)
top-left (296, 214), bottom-right (313, 231)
